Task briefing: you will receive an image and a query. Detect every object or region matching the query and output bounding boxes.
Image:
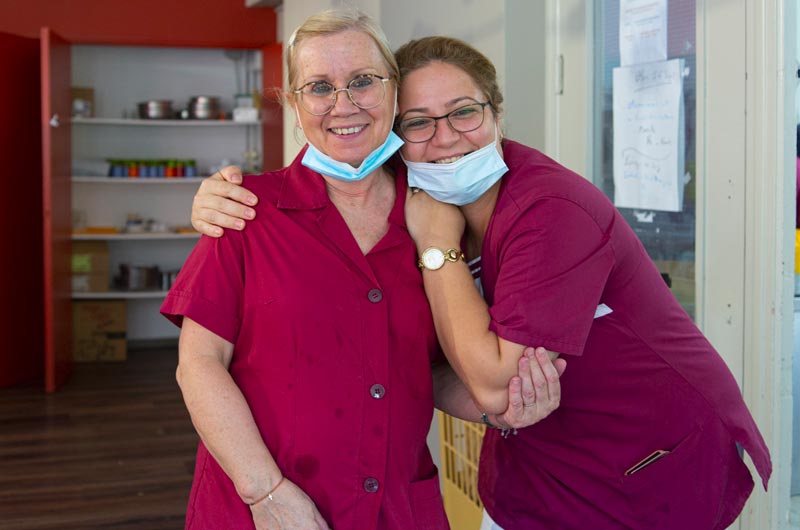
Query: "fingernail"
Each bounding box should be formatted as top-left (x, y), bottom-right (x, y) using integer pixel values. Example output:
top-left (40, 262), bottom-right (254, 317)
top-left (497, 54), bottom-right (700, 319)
top-left (213, 228), bottom-right (223, 237)
top-left (246, 196), bottom-right (257, 206)
top-left (234, 220), bottom-right (245, 230)
top-left (231, 173), bottom-right (243, 183)
top-left (245, 209), bottom-right (255, 219)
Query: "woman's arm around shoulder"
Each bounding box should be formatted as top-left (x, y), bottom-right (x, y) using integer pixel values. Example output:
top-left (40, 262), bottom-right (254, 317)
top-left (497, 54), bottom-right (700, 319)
top-left (192, 165), bottom-right (259, 237)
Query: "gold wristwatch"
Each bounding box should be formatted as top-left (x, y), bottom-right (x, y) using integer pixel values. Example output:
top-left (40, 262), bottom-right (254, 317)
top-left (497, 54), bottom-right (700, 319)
top-left (417, 247), bottom-right (465, 271)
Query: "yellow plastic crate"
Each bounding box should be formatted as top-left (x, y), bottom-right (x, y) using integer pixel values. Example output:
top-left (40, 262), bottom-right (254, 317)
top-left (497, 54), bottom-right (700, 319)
top-left (438, 411), bottom-right (485, 529)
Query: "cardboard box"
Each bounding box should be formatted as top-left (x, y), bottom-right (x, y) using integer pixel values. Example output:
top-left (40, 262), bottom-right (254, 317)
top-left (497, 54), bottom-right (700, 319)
top-left (72, 300), bottom-right (127, 362)
top-left (71, 273), bottom-right (108, 293)
top-left (72, 241), bottom-right (109, 292)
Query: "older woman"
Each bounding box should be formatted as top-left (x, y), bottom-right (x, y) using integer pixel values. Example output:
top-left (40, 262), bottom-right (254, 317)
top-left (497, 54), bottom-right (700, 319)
top-left (163, 10), bottom-right (563, 530)
top-left (193, 33), bottom-right (772, 530)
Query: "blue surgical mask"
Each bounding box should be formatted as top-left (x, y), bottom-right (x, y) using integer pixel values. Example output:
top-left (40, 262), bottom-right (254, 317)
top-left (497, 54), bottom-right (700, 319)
top-left (298, 100), bottom-right (404, 182)
top-left (402, 129), bottom-right (507, 205)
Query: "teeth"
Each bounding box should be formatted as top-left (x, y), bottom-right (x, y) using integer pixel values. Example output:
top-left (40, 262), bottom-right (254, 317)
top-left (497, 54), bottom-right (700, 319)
top-left (435, 155), bottom-right (463, 164)
top-left (331, 125), bottom-right (365, 135)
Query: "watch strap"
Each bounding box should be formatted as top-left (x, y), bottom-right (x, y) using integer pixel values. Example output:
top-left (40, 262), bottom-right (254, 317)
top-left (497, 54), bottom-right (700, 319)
top-left (443, 248), bottom-right (465, 264)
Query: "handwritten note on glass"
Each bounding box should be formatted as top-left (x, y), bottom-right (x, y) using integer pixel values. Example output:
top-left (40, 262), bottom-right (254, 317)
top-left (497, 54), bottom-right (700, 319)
top-left (612, 58), bottom-right (685, 212)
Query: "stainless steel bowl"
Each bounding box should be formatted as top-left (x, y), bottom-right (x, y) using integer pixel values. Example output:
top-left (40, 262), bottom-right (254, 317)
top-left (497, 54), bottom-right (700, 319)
top-left (137, 100), bottom-right (173, 119)
top-left (187, 96), bottom-right (221, 119)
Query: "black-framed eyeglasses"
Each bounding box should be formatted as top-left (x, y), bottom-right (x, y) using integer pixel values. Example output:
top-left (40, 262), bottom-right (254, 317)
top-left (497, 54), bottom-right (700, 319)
top-left (397, 101), bottom-right (492, 143)
top-left (293, 74), bottom-right (391, 116)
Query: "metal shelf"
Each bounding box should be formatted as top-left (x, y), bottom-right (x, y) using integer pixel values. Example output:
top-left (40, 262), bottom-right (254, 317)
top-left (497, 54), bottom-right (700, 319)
top-left (72, 176), bottom-right (205, 184)
top-left (72, 117), bottom-right (260, 127)
top-left (72, 290), bottom-right (168, 300)
top-left (72, 233), bottom-right (200, 241)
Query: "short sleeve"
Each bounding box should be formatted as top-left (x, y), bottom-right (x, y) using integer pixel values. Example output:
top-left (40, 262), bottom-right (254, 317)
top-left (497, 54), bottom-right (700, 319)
top-left (488, 198), bottom-right (614, 355)
top-left (160, 232), bottom-right (246, 344)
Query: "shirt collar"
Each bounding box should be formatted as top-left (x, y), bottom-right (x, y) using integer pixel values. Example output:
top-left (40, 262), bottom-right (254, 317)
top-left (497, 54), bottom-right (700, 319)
top-left (277, 148), bottom-right (408, 231)
top-left (276, 145), bottom-right (330, 210)
top-left (386, 154), bottom-right (408, 229)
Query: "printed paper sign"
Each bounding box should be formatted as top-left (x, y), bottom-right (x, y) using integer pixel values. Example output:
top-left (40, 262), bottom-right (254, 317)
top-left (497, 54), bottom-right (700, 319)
top-left (620, 0), bottom-right (668, 66)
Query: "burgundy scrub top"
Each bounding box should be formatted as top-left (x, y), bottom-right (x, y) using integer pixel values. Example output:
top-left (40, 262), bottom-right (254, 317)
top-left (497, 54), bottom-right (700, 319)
top-left (161, 149), bottom-right (449, 530)
top-left (450, 141), bottom-right (770, 530)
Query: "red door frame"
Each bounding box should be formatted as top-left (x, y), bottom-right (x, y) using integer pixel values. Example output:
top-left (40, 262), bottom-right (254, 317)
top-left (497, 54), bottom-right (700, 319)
top-left (41, 27), bottom-right (72, 393)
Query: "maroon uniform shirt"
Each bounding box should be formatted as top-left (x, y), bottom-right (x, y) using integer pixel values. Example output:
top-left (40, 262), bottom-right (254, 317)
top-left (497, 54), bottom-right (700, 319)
top-left (404, 140), bottom-right (771, 530)
top-left (162, 149), bottom-right (448, 530)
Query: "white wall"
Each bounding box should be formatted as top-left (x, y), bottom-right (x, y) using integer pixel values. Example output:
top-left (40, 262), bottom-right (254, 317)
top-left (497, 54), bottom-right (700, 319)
top-left (379, 1), bottom-right (507, 81)
top-left (503, 0), bottom-right (547, 150)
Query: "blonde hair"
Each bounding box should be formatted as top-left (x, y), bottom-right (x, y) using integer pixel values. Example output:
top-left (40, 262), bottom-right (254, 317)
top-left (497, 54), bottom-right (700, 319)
top-left (394, 36), bottom-right (504, 116)
top-left (286, 8), bottom-right (399, 92)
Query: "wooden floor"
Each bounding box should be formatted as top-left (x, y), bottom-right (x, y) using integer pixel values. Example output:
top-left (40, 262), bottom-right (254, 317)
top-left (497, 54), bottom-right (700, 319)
top-left (0, 346), bottom-right (197, 529)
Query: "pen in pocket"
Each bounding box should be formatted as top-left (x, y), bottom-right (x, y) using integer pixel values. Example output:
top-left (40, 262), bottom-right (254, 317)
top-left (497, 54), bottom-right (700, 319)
top-left (624, 449), bottom-right (670, 476)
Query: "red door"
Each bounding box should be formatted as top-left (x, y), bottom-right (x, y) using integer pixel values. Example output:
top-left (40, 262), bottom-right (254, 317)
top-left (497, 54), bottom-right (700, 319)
top-left (0, 32), bottom-right (44, 388)
top-left (261, 42), bottom-right (283, 171)
top-left (41, 28), bottom-right (72, 393)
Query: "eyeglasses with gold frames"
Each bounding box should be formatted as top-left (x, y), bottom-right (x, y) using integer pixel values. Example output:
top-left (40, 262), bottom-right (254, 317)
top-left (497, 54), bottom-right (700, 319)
top-left (293, 74), bottom-right (391, 116)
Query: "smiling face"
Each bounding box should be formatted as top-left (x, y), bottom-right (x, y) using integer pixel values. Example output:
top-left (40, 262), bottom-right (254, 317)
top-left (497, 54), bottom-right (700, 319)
top-left (398, 61), bottom-right (500, 164)
top-left (291, 30), bottom-right (397, 168)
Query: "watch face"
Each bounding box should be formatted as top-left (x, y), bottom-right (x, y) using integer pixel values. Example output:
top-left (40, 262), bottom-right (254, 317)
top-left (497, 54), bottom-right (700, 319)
top-left (422, 248), bottom-right (445, 270)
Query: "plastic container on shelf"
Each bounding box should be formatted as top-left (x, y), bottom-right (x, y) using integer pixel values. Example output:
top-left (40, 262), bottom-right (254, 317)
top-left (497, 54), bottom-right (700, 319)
top-left (108, 159), bottom-right (125, 177)
top-left (185, 159), bottom-right (197, 177)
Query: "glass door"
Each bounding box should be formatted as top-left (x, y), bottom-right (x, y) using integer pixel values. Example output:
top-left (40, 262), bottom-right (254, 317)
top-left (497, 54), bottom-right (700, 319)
top-left (591, 0), bottom-right (697, 317)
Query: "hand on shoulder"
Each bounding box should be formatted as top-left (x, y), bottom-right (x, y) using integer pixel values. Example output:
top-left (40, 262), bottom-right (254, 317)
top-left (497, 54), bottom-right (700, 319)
top-left (192, 165), bottom-right (259, 237)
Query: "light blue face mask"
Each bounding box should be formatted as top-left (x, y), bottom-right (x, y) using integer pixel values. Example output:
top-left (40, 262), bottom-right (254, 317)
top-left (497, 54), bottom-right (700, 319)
top-left (402, 128), bottom-right (508, 206)
top-left (298, 99), bottom-right (404, 182)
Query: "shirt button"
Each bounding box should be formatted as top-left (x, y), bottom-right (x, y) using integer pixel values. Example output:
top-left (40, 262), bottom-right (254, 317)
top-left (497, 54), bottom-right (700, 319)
top-left (367, 288), bottom-right (383, 303)
top-left (363, 477), bottom-right (380, 493)
top-left (369, 383), bottom-right (386, 399)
